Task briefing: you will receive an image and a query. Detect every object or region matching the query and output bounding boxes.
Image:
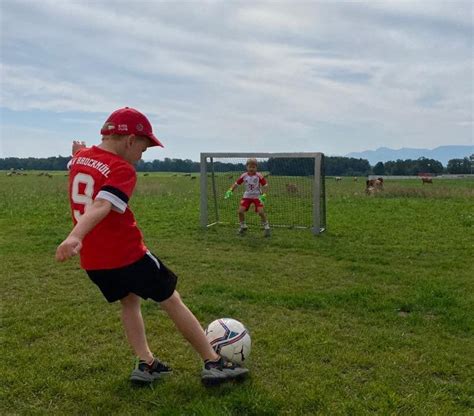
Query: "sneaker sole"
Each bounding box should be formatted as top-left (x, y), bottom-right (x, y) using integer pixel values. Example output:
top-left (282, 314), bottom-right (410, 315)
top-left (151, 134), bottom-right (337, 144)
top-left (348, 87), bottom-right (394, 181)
top-left (201, 372), bottom-right (249, 387)
top-left (130, 370), bottom-right (172, 385)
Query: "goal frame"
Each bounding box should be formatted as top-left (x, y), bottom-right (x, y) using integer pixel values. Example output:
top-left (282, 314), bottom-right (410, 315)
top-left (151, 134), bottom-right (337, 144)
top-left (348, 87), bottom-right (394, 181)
top-left (200, 152), bottom-right (326, 235)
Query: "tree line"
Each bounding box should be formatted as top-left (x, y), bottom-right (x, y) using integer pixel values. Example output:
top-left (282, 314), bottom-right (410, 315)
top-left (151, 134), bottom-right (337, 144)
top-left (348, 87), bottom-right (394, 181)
top-left (372, 157), bottom-right (472, 176)
top-left (0, 155), bottom-right (472, 175)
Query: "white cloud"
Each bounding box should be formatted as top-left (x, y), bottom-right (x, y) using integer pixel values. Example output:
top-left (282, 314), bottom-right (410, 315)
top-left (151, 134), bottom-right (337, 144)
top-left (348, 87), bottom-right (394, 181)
top-left (0, 0), bottom-right (472, 159)
top-left (1, 64), bottom-right (111, 112)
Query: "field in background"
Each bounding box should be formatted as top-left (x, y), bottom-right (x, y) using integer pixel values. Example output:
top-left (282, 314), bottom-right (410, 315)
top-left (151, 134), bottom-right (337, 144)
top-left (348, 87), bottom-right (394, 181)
top-left (1, 173), bottom-right (473, 415)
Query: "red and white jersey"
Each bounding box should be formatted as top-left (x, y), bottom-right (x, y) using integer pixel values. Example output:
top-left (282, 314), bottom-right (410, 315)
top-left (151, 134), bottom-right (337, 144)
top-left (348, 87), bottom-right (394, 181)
top-left (235, 172), bottom-right (267, 198)
top-left (68, 146), bottom-right (146, 270)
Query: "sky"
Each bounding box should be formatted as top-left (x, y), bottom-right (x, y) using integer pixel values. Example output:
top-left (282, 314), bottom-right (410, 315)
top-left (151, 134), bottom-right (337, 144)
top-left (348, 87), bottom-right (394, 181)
top-left (0, 0), bottom-right (473, 161)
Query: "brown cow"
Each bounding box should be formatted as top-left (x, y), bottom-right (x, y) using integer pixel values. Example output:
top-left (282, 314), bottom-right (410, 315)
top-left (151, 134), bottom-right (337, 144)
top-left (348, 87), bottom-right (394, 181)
top-left (421, 177), bottom-right (433, 184)
top-left (366, 177), bottom-right (384, 194)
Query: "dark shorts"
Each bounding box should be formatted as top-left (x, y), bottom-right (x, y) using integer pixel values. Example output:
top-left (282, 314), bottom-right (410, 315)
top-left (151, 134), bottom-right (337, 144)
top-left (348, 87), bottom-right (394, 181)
top-left (86, 251), bottom-right (177, 303)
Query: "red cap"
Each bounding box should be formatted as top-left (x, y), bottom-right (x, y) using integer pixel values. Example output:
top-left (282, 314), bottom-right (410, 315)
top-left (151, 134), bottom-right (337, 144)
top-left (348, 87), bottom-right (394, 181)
top-left (100, 107), bottom-right (164, 147)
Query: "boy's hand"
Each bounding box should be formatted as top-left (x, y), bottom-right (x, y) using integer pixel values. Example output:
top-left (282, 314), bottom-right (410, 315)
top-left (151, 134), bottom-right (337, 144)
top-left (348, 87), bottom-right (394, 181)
top-left (55, 236), bottom-right (82, 262)
top-left (259, 193), bottom-right (267, 203)
top-left (224, 189), bottom-right (233, 199)
top-left (72, 140), bottom-right (87, 155)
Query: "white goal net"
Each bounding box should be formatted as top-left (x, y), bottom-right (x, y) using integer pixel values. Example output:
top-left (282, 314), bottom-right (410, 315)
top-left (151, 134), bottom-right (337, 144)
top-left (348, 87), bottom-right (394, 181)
top-left (200, 153), bottom-right (326, 234)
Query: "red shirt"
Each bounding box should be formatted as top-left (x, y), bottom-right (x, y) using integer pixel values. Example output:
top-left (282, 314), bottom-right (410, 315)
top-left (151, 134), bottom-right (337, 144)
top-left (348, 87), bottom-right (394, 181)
top-left (68, 146), bottom-right (147, 270)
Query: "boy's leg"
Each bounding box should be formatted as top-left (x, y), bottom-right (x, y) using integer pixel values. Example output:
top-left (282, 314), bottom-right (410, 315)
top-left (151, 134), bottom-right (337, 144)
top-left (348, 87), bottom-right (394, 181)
top-left (160, 290), bottom-right (249, 386)
top-left (120, 293), bottom-right (154, 363)
top-left (122, 292), bottom-right (172, 384)
top-left (258, 208), bottom-right (271, 236)
top-left (238, 206), bottom-right (247, 234)
top-left (160, 291), bottom-right (219, 362)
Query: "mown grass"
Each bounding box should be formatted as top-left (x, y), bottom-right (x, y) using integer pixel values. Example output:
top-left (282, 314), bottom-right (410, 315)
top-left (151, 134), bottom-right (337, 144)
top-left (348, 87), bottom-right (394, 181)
top-left (1, 172), bottom-right (473, 415)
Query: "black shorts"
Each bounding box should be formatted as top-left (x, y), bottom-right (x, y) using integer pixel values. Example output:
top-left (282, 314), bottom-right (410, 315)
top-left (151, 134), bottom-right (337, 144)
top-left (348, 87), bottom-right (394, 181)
top-left (86, 251), bottom-right (177, 303)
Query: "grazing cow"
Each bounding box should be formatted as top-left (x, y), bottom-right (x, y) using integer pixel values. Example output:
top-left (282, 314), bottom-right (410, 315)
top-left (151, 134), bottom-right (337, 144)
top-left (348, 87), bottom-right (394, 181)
top-left (353, 177), bottom-right (358, 182)
top-left (366, 177), bottom-right (384, 195)
top-left (143, 173), bottom-right (149, 176)
top-left (335, 177), bottom-right (342, 182)
top-left (286, 183), bottom-right (298, 194)
top-left (7, 169), bottom-right (21, 176)
top-left (421, 177), bottom-right (433, 184)
top-left (191, 176), bottom-right (196, 180)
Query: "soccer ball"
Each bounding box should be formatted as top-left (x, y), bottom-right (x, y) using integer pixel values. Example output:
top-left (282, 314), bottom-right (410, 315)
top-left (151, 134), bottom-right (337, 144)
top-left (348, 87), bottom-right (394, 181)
top-left (205, 318), bottom-right (251, 365)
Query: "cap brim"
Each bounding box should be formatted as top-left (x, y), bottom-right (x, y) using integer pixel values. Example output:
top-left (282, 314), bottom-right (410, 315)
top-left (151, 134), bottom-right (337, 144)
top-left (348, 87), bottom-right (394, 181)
top-left (147, 133), bottom-right (164, 147)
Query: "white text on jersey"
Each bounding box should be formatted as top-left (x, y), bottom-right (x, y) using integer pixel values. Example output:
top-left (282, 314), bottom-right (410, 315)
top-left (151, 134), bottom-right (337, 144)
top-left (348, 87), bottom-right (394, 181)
top-left (70, 157), bottom-right (111, 178)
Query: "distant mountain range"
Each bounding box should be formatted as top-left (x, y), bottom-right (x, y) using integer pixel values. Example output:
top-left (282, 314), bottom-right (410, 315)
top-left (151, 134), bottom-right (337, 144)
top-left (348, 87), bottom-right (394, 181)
top-left (346, 145), bottom-right (473, 165)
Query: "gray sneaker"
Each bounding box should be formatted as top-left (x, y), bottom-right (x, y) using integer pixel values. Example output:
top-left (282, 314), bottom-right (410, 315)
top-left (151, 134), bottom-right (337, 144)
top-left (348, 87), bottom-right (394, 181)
top-left (238, 226), bottom-right (248, 235)
top-left (130, 358), bottom-right (172, 385)
top-left (201, 357), bottom-right (249, 386)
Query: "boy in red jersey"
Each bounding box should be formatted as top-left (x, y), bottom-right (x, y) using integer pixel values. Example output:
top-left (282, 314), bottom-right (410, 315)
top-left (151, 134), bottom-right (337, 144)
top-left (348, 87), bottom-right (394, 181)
top-left (56, 107), bottom-right (248, 386)
top-left (225, 158), bottom-right (271, 237)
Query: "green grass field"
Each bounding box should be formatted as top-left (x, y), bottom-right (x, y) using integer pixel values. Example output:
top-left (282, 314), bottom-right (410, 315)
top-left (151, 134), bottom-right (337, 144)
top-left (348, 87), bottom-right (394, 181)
top-left (1, 173), bottom-right (473, 415)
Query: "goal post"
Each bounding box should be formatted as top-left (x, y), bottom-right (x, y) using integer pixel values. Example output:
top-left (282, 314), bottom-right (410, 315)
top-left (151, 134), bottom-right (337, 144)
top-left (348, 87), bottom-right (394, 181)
top-left (200, 152), bottom-right (326, 235)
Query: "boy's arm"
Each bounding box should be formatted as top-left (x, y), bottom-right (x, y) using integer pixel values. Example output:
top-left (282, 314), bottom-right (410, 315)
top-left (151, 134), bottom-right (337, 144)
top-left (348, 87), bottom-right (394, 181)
top-left (224, 182), bottom-right (239, 199)
top-left (259, 183), bottom-right (268, 202)
top-left (55, 199), bottom-right (112, 262)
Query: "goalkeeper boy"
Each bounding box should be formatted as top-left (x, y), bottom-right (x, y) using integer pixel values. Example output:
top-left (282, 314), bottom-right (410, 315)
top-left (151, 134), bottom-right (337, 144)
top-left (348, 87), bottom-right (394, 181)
top-left (225, 158), bottom-right (271, 237)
